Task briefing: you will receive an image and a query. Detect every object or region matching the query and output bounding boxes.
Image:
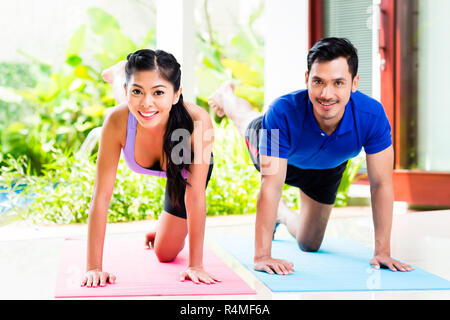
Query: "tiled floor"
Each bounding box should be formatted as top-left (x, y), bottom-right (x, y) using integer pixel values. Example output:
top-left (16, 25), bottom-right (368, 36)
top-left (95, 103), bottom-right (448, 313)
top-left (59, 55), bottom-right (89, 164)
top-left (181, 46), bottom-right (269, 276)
top-left (0, 207), bottom-right (449, 300)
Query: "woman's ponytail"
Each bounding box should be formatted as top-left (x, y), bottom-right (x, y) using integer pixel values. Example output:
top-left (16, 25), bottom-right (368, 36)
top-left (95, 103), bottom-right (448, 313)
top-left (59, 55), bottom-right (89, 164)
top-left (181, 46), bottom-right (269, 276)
top-left (163, 93), bottom-right (194, 208)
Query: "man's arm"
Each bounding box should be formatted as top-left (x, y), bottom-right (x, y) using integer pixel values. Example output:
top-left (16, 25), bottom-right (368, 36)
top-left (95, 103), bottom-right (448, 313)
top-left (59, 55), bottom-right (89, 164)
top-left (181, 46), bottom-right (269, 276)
top-left (366, 145), bottom-right (413, 272)
top-left (254, 154), bottom-right (294, 275)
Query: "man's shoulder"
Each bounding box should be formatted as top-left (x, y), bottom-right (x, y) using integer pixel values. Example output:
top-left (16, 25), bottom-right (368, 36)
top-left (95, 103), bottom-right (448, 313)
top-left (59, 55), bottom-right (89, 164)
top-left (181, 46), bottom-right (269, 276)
top-left (350, 90), bottom-right (384, 117)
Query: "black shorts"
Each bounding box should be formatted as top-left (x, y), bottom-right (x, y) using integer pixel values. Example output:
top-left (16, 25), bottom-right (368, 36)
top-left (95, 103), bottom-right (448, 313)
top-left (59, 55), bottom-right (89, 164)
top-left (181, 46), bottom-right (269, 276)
top-left (244, 116), bottom-right (347, 205)
top-left (163, 155), bottom-right (214, 219)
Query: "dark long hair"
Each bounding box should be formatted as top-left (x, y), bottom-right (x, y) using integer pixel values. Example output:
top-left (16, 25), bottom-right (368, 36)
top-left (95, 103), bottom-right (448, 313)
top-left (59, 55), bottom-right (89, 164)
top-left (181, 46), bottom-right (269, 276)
top-left (125, 49), bottom-right (194, 208)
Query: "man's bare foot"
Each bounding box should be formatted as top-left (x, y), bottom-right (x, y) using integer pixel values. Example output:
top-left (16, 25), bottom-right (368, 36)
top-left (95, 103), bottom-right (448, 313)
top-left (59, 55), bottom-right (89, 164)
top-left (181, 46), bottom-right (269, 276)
top-left (208, 81), bottom-right (236, 117)
top-left (145, 231), bottom-right (156, 249)
top-left (101, 60), bottom-right (127, 84)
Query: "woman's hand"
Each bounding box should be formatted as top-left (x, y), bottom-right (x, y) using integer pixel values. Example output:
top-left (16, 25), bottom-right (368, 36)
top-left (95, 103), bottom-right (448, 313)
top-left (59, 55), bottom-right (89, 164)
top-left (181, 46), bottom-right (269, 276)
top-left (179, 267), bottom-right (221, 285)
top-left (81, 269), bottom-right (116, 287)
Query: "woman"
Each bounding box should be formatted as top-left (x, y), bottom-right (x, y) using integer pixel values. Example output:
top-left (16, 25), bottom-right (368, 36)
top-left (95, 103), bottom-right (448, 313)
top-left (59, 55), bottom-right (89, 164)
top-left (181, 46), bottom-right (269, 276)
top-left (80, 49), bottom-right (218, 287)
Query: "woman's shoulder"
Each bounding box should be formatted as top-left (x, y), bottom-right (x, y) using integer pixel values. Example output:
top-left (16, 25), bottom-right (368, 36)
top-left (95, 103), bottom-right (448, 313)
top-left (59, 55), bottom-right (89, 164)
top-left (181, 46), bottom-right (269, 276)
top-left (102, 103), bottom-right (128, 146)
top-left (104, 103), bottom-right (129, 129)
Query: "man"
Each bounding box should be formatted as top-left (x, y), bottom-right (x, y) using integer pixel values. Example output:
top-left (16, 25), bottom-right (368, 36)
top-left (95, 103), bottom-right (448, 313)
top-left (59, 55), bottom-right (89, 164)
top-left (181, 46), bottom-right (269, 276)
top-left (208, 37), bottom-right (413, 275)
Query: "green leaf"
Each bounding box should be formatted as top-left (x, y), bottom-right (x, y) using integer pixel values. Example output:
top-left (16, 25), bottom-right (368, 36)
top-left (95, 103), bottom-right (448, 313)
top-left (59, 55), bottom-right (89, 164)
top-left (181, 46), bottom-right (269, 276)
top-left (87, 8), bottom-right (120, 35)
top-left (140, 29), bottom-right (156, 48)
top-left (74, 65), bottom-right (93, 80)
top-left (248, 51), bottom-right (264, 74)
top-left (81, 104), bottom-right (105, 117)
top-left (221, 58), bottom-right (263, 87)
top-left (68, 78), bottom-right (86, 92)
top-left (65, 25), bottom-right (87, 57)
top-left (230, 27), bottom-right (262, 61)
top-left (197, 38), bottom-right (225, 72)
top-left (66, 55), bottom-right (83, 67)
top-left (100, 28), bottom-right (136, 58)
top-left (234, 85), bottom-right (264, 110)
top-left (34, 74), bottom-right (61, 102)
top-left (6, 122), bottom-right (26, 133)
top-left (249, 2), bottom-right (265, 26)
top-left (75, 121), bottom-right (95, 132)
top-left (195, 67), bottom-right (228, 100)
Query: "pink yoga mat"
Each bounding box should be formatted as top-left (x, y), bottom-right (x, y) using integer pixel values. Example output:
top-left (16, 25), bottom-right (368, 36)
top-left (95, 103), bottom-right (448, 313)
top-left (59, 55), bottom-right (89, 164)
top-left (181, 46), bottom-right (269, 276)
top-left (55, 236), bottom-right (255, 298)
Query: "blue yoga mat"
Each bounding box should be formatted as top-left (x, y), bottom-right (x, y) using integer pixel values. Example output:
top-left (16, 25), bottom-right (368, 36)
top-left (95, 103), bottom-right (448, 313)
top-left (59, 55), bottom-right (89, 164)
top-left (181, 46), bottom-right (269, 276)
top-left (214, 236), bottom-right (450, 292)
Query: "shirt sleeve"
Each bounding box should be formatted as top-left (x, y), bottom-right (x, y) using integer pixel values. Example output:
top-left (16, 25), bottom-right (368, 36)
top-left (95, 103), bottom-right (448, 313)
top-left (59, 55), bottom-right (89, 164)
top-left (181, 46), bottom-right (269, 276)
top-left (259, 99), bottom-right (291, 158)
top-left (363, 102), bottom-right (392, 154)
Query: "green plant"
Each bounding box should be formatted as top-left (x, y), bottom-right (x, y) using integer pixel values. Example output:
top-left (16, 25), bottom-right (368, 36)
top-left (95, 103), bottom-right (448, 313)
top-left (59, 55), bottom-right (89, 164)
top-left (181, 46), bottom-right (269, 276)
top-left (1, 5), bottom-right (270, 225)
top-left (1, 8), bottom-right (155, 175)
top-left (6, 150), bottom-right (164, 224)
top-left (6, 120), bottom-right (262, 224)
top-left (0, 2), bottom-right (366, 227)
top-left (206, 119), bottom-right (261, 215)
top-left (0, 63), bottom-right (40, 173)
top-left (334, 155), bottom-right (366, 207)
top-left (0, 154), bottom-right (35, 225)
top-left (195, 0), bottom-right (265, 117)
top-left (3, 122), bottom-right (366, 225)
top-left (0, 62), bottom-right (38, 89)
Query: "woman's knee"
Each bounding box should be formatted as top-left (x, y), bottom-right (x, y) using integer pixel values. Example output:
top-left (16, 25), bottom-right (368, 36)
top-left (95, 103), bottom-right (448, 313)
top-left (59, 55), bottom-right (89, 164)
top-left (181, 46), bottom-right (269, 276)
top-left (154, 242), bottom-right (185, 263)
top-left (154, 248), bottom-right (179, 263)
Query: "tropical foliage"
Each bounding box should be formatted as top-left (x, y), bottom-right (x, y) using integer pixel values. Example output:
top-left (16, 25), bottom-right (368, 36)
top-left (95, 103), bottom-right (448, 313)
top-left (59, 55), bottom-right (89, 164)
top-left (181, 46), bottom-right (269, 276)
top-left (0, 4), bottom-right (362, 225)
top-left (0, 8), bottom-right (155, 175)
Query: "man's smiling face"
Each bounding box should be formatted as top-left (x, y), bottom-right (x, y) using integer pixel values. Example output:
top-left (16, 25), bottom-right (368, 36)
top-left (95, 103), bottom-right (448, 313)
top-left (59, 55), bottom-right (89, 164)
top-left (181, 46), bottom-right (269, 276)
top-left (305, 57), bottom-right (359, 128)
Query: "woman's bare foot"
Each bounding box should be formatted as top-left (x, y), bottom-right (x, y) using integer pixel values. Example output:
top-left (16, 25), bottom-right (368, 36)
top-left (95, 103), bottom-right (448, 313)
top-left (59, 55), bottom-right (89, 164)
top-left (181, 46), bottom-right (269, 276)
top-left (101, 60), bottom-right (127, 84)
top-left (145, 231), bottom-right (156, 250)
top-left (208, 81), bottom-right (236, 117)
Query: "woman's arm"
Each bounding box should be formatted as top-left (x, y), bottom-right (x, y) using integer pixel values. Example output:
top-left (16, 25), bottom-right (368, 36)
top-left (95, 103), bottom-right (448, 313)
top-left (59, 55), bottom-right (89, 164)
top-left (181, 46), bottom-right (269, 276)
top-left (81, 108), bottom-right (124, 287)
top-left (180, 108), bottom-right (219, 283)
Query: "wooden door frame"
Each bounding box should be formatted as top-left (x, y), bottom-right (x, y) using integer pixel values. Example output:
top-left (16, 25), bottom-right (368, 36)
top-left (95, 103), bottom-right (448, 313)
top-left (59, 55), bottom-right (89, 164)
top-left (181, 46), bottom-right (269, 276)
top-left (308, 0), bottom-right (323, 49)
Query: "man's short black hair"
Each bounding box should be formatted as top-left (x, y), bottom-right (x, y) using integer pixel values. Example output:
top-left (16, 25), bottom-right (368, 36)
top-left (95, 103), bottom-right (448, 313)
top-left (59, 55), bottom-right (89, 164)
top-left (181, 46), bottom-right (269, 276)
top-left (307, 37), bottom-right (359, 79)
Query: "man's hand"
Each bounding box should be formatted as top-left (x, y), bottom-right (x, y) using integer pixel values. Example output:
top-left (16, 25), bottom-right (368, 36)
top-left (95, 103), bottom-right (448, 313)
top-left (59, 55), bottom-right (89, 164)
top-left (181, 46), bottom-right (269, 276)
top-left (254, 155), bottom-right (290, 276)
top-left (254, 256), bottom-right (294, 275)
top-left (370, 254), bottom-right (414, 272)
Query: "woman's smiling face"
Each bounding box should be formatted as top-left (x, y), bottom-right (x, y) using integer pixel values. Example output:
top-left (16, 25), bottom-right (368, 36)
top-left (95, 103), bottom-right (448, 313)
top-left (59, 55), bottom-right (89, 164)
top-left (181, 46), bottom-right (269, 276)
top-left (125, 69), bottom-right (181, 129)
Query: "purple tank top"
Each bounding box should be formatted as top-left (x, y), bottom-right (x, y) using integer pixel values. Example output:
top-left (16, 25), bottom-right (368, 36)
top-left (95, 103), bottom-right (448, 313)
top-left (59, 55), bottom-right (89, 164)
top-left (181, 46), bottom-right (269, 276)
top-left (122, 111), bottom-right (187, 179)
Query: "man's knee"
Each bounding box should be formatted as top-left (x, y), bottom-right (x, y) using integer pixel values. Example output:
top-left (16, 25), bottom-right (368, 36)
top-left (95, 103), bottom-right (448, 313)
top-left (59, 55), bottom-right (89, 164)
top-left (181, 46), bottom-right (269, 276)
top-left (297, 239), bottom-right (321, 252)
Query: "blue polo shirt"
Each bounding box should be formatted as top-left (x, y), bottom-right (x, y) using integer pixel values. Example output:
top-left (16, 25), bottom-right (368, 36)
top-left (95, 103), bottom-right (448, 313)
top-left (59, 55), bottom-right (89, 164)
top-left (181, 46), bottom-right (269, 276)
top-left (259, 89), bottom-right (392, 169)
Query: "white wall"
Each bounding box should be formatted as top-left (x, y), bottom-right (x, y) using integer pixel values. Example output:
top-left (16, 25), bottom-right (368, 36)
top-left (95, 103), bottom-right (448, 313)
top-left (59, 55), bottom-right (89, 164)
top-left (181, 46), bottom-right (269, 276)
top-left (263, 0), bottom-right (309, 109)
top-left (156, 0), bottom-right (195, 102)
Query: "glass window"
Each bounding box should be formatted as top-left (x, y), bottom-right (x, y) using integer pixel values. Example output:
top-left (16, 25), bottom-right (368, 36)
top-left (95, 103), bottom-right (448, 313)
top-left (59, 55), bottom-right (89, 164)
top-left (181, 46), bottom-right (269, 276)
top-left (417, 0), bottom-right (450, 171)
top-left (323, 0), bottom-right (374, 97)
